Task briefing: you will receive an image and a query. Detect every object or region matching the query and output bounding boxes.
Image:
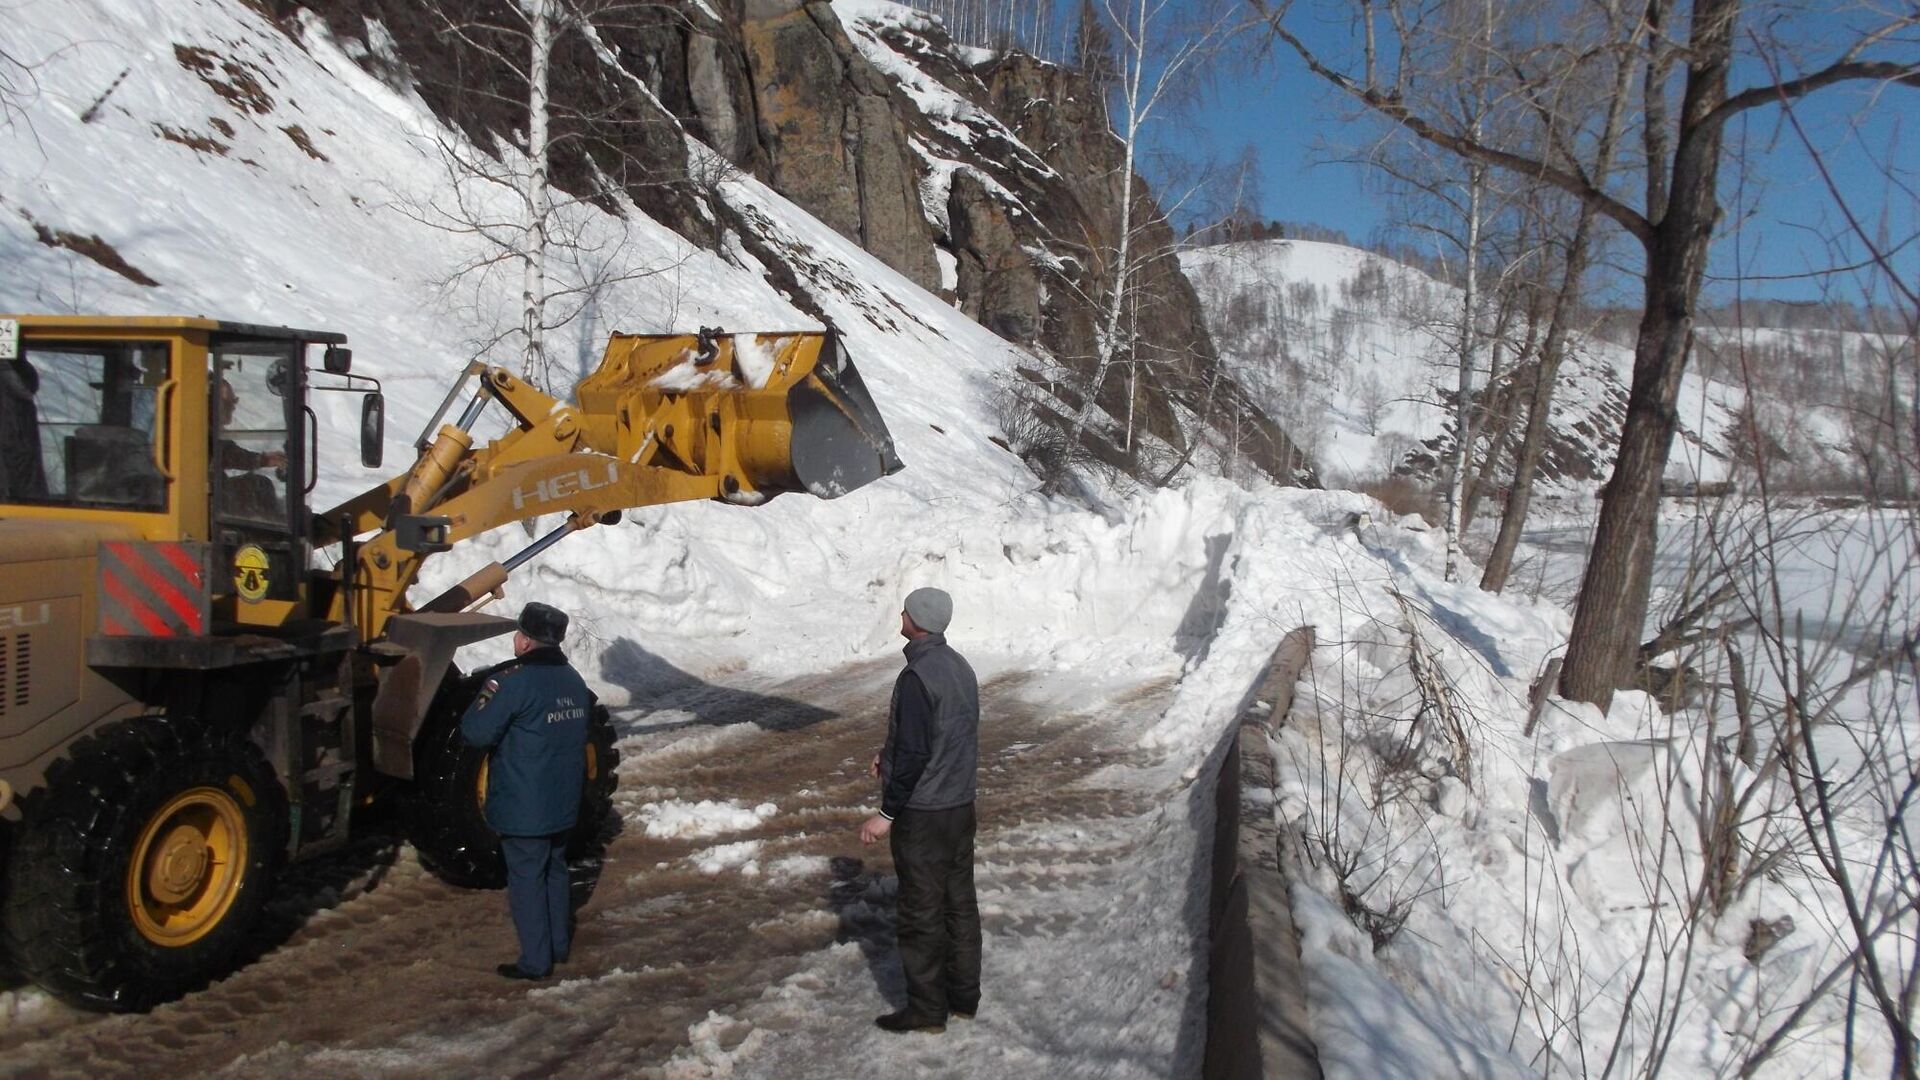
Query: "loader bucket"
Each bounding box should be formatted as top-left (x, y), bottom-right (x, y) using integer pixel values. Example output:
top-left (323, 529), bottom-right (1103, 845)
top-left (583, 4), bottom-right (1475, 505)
top-left (579, 327), bottom-right (904, 499)
top-left (788, 333), bottom-right (904, 498)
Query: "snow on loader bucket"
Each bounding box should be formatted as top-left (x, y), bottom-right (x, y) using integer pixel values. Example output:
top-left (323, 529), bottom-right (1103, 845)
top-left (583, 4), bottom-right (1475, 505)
top-left (324, 324), bottom-right (906, 645)
top-left (577, 327), bottom-right (903, 503)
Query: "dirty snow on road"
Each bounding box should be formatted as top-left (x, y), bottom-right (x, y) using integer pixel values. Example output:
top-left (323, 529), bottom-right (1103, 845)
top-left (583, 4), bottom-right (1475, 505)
top-left (0, 476), bottom-right (1354, 1078)
top-left (0, 655), bottom-right (1216, 1079)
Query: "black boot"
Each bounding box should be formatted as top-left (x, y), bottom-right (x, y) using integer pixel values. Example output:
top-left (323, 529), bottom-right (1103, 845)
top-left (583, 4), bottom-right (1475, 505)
top-left (875, 1010), bottom-right (946, 1034)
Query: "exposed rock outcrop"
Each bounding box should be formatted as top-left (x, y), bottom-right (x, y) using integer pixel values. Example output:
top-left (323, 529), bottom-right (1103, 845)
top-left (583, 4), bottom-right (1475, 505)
top-left (686, 31), bottom-right (766, 172)
top-left (729, 0), bottom-right (938, 290)
top-left (946, 170), bottom-right (1040, 343)
top-left (889, 33), bottom-right (1312, 483)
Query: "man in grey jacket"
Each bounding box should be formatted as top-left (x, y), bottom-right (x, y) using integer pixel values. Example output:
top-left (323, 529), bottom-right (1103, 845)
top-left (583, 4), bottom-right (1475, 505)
top-left (859, 587), bottom-right (982, 1034)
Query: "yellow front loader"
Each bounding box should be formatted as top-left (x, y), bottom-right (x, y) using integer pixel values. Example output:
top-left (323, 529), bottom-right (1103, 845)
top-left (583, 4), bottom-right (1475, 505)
top-left (0, 316), bottom-right (899, 1010)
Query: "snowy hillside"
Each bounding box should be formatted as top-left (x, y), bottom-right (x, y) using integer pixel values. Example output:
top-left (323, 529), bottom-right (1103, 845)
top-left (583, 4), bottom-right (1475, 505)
top-left (0, 0), bottom-right (1302, 678)
top-left (3, 0), bottom-right (1053, 681)
top-left (1181, 239), bottom-right (1874, 492)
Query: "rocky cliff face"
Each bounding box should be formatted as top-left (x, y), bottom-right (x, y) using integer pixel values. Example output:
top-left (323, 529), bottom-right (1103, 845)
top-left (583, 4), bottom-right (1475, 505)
top-left (729, 0), bottom-right (939, 290)
top-left (283, 0), bottom-right (1312, 487)
top-left (842, 20), bottom-right (1310, 485)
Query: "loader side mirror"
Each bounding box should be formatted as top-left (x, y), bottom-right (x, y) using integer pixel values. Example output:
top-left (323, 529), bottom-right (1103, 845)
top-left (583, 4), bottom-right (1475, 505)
top-left (324, 346), bottom-right (353, 375)
top-left (361, 392), bottom-right (385, 469)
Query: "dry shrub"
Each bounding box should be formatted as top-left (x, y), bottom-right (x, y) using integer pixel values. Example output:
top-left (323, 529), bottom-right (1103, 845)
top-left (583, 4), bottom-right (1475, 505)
top-left (987, 378), bottom-right (1082, 494)
top-left (1361, 475), bottom-right (1442, 526)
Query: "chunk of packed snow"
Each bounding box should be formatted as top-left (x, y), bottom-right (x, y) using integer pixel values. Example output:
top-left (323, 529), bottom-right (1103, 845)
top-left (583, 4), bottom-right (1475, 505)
top-left (637, 799), bottom-right (778, 839)
top-left (690, 840), bottom-right (763, 876)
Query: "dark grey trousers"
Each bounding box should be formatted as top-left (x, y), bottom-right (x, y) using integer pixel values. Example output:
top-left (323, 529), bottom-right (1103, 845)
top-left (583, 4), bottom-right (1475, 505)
top-left (890, 803), bottom-right (982, 1020)
top-left (501, 833), bottom-right (570, 975)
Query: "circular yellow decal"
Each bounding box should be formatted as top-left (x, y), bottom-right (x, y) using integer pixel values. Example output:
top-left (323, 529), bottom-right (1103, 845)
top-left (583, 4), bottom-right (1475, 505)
top-left (233, 545), bottom-right (271, 602)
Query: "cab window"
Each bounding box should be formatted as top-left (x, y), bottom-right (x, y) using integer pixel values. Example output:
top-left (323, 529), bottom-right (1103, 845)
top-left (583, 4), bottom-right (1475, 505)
top-left (210, 346), bottom-right (293, 528)
top-left (1, 341), bottom-right (168, 510)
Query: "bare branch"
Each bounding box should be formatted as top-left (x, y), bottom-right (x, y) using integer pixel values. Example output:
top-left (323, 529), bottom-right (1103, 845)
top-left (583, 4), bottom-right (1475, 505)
top-left (1254, 12), bottom-right (1654, 245)
top-left (1711, 60), bottom-right (1920, 131)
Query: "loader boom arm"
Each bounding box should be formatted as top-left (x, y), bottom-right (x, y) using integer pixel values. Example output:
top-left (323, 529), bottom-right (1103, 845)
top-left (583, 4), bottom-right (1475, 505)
top-left (317, 330), bottom-right (900, 640)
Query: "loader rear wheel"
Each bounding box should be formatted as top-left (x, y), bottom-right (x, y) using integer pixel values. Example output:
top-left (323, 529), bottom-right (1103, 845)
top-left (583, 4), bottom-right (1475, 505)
top-left (0, 718), bottom-right (286, 1011)
top-left (403, 680), bottom-right (620, 890)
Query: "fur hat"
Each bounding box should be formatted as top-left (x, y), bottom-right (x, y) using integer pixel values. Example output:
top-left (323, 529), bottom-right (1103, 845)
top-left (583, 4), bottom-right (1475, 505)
top-left (518, 601), bottom-right (569, 646)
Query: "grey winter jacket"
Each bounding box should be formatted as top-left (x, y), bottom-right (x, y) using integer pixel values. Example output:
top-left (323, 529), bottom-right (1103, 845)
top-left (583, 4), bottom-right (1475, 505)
top-left (879, 633), bottom-right (979, 818)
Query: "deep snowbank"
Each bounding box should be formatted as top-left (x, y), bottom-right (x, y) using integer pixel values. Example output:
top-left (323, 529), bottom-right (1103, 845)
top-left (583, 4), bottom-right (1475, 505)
top-left (1258, 500), bottom-right (1919, 1078)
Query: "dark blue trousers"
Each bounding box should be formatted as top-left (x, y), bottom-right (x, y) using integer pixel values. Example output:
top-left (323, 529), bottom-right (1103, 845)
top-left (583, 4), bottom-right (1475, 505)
top-left (501, 833), bottom-right (570, 975)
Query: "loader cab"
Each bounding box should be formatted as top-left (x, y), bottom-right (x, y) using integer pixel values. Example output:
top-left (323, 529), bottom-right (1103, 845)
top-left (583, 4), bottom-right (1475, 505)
top-left (0, 317), bottom-right (346, 633)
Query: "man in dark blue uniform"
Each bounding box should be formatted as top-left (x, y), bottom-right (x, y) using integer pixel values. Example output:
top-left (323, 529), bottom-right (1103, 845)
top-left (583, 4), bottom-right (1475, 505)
top-left (859, 587), bottom-right (982, 1034)
top-left (461, 601), bottom-right (594, 981)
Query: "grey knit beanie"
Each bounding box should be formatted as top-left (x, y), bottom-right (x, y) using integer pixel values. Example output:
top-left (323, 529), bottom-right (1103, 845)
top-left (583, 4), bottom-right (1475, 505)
top-left (903, 587), bottom-right (953, 634)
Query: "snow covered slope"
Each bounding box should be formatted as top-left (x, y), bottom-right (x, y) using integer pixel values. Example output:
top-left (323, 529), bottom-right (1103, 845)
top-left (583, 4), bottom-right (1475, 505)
top-left (1182, 239), bottom-right (1876, 492)
top-left (0, 0), bottom-right (1315, 683)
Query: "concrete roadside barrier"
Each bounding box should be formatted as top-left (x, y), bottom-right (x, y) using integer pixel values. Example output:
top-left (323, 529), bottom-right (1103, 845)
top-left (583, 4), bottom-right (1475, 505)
top-left (1204, 627), bottom-right (1321, 1080)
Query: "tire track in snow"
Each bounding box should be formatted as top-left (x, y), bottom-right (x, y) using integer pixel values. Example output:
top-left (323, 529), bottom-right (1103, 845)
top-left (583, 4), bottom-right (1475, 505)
top-left (0, 662), bottom-right (1175, 1078)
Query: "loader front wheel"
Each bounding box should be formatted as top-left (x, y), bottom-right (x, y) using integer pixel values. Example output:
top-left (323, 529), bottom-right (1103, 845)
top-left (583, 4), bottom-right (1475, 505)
top-left (402, 675), bottom-right (503, 888)
top-left (404, 681), bottom-right (620, 889)
top-left (569, 704), bottom-right (621, 861)
top-left (0, 718), bottom-right (286, 1011)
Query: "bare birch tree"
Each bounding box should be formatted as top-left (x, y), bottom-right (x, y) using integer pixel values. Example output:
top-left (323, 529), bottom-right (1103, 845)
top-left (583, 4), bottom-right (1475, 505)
top-left (398, 0), bottom-right (684, 389)
top-left (1062, 0), bottom-right (1231, 457)
top-left (1432, 0), bottom-right (1499, 580)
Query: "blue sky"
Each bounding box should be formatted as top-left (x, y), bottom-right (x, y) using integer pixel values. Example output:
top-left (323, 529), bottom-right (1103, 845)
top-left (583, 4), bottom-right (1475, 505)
top-left (1145, 18), bottom-right (1917, 308)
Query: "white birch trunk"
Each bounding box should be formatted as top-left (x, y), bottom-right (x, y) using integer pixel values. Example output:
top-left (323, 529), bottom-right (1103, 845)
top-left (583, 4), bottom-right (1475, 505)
top-left (1125, 357), bottom-right (1138, 453)
top-left (522, 0), bottom-right (553, 385)
top-left (1066, 0), bottom-right (1142, 454)
top-left (1444, 160), bottom-right (1482, 582)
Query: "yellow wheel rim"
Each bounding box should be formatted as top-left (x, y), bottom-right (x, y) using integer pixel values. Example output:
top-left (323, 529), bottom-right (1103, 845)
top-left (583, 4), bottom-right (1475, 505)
top-left (471, 744), bottom-right (595, 815)
top-left (126, 786), bottom-right (249, 947)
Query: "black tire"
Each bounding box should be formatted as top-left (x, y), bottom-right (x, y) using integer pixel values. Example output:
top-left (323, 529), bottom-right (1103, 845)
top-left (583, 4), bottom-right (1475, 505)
top-left (403, 677), bottom-right (620, 889)
top-left (570, 703), bottom-right (621, 861)
top-left (0, 717), bottom-right (287, 1012)
top-left (401, 674), bottom-right (503, 888)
